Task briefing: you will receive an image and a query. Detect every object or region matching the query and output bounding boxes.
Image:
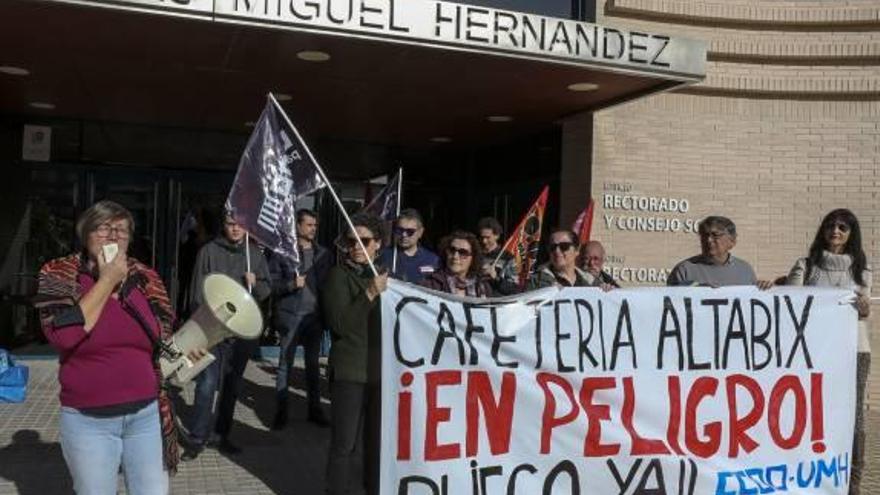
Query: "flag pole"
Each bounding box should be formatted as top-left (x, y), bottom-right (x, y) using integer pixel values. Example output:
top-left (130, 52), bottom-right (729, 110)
top-left (244, 232), bottom-right (253, 293)
top-left (392, 167), bottom-right (403, 274)
top-left (492, 235), bottom-right (510, 266)
top-left (269, 93), bottom-right (379, 277)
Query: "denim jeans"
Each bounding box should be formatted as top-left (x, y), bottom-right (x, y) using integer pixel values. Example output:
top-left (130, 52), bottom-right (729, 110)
top-left (275, 312), bottom-right (322, 408)
top-left (188, 338), bottom-right (255, 446)
top-left (59, 400), bottom-right (168, 495)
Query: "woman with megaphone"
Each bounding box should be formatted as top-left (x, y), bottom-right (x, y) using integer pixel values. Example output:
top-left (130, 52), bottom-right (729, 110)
top-left (35, 200), bottom-right (194, 494)
top-left (323, 212), bottom-right (389, 495)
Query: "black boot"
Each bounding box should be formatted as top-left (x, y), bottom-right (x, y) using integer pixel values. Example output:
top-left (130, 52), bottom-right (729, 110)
top-left (307, 404), bottom-right (330, 428)
top-left (272, 399), bottom-right (288, 430)
top-left (181, 445), bottom-right (204, 462)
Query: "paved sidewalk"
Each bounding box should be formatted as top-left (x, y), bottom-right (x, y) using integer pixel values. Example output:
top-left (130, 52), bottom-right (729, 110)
top-left (0, 359), bottom-right (328, 495)
top-left (2, 359), bottom-right (880, 494)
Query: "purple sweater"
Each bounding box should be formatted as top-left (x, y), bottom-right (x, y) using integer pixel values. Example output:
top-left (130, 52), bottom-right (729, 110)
top-left (43, 273), bottom-right (160, 409)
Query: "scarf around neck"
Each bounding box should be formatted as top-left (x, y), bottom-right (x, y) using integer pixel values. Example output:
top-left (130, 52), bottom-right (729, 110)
top-left (35, 253), bottom-right (174, 337)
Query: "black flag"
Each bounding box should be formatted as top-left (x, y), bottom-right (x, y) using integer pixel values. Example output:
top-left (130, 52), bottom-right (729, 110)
top-left (226, 98), bottom-right (325, 263)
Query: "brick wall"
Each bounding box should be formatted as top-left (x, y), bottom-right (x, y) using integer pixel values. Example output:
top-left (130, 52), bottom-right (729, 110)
top-left (569, 0), bottom-right (880, 405)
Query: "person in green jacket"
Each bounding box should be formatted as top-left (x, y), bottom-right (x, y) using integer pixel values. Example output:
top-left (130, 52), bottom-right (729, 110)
top-left (323, 213), bottom-right (388, 495)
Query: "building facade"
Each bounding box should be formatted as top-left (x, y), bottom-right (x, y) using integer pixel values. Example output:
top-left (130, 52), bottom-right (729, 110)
top-left (0, 0), bottom-right (705, 347)
top-left (558, 0), bottom-right (880, 402)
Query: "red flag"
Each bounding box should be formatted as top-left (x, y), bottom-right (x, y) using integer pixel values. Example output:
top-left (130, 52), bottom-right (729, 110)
top-left (500, 186), bottom-right (550, 288)
top-left (572, 199), bottom-right (595, 244)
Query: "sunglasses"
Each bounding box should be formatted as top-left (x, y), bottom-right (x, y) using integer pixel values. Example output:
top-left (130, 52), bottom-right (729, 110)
top-left (346, 236), bottom-right (375, 247)
top-left (446, 247), bottom-right (472, 258)
top-left (394, 227), bottom-right (418, 237)
top-left (548, 242), bottom-right (575, 252)
top-left (826, 222), bottom-right (851, 233)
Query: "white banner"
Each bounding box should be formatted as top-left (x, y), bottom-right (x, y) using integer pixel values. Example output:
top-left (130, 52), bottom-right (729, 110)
top-left (381, 281), bottom-right (857, 494)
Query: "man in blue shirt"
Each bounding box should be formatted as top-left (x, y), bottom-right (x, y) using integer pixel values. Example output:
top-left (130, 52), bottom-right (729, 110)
top-left (377, 208), bottom-right (439, 283)
top-left (667, 216), bottom-right (757, 287)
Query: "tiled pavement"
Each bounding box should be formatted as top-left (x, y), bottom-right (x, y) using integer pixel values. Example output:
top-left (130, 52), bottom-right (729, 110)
top-left (0, 359), bottom-right (328, 495)
top-left (3, 359), bottom-right (880, 494)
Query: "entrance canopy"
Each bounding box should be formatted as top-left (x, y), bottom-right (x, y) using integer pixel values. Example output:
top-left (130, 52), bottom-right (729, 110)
top-left (1, 0), bottom-right (706, 149)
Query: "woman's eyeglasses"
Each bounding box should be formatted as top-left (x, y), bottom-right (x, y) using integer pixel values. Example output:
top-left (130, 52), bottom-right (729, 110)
top-left (95, 224), bottom-right (130, 239)
top-left (548, 242), bottom-right (575, 253)
top-left (446, 247), bottom-right (472, 258)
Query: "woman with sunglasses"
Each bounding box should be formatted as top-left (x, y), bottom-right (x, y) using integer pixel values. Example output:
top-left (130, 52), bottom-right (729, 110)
top-left (786, 209), bottom-right (871, 494)
top-left (421, 230), bottom-right (493, 297)
top-left (528, 229), bottom-right (598, 289)
top-left (322, 213), bottom-right (389, 495)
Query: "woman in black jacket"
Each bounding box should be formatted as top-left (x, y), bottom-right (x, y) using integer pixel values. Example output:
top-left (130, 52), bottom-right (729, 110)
top-left (322, 213), bottom-right (388, 495)
top-left (421, 230), bottom-right (492, 297)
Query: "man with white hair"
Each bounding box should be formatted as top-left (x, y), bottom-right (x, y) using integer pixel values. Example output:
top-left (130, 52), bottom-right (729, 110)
top-left (579, 240), bottom-right (620, 289)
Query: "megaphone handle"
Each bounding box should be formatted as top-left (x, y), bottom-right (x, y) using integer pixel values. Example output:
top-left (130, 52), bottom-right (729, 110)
top-left (174, 352), bottom-right (217, 384)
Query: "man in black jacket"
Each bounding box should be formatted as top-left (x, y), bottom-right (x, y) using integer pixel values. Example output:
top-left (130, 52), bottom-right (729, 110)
top-left (270, 209), bottom-right (333, 428)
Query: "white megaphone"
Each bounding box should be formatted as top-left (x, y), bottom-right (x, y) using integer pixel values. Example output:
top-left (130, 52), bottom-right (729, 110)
top-left (159, 273), bottom-right (263, 384)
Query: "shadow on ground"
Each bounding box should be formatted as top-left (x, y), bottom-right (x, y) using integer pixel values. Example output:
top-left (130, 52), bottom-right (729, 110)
top-left (0, 430), bottom-right (72, 495)
top-left (230, 376), bottom-right (331, 494)
top-left (171, 368), bottom-right (331, 494)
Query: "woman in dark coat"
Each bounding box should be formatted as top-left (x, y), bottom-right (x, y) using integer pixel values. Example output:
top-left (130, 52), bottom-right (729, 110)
top-left (322, 213), bottom-right (388, 495)
top-left (421, 230), bottom-right (493, 297)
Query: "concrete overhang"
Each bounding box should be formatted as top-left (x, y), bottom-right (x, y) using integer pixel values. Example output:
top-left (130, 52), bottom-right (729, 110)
top-left (0, 0), bottom-right (706, 147)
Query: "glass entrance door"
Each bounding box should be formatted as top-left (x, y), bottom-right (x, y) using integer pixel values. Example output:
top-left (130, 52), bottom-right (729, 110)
top-left (88, 166), bottom-right (234, 314)
top-left (167, 172), bottom-right (232, 316)
top-left (88, 168), bottom-right (163, 268)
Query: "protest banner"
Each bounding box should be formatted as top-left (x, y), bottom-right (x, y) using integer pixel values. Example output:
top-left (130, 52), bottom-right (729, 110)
top-left (381, 282), bottom-right (857, 494)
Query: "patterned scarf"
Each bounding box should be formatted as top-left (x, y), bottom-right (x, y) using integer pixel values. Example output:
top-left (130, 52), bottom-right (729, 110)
top-left (35, 253), bottom-right (180, 473)
top-left (444, 272), bottom-right (479, 297)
